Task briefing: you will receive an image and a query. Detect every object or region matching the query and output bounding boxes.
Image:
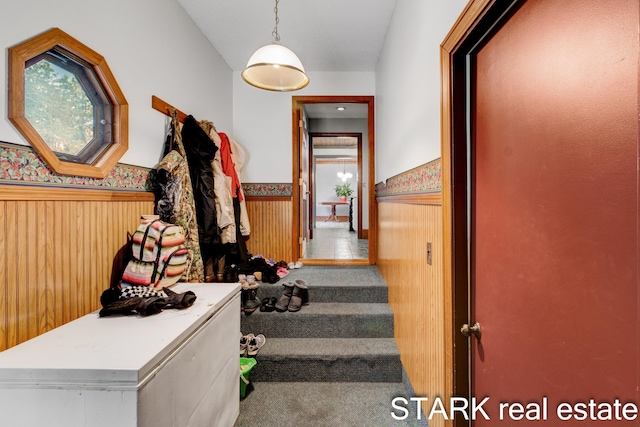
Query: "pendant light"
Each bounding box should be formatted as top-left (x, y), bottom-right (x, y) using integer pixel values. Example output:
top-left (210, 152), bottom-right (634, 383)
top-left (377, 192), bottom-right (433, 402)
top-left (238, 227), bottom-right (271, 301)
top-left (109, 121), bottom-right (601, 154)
top-left (242, 0), bottom-right (309, 92)
top-left (337, 159), bottom-right (353, 182)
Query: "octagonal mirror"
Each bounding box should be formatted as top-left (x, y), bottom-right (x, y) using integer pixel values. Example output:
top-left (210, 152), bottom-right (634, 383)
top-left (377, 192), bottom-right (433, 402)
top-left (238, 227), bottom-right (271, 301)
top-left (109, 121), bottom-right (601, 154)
top-left (8, 28), bottom-right (128, 178)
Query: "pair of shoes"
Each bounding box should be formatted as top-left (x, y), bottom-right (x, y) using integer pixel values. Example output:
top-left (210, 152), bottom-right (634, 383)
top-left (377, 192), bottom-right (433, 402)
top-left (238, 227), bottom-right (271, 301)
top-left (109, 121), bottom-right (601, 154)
top-left (240, 276), bottom-right (258, 291)
top-left (287, 261), bottom-right (304, 269)
top-left (260, 297), bottom-right (277, 312)
top-left (247, 334), bottom-right (266, 357)
top-left (276, 266), bottom-right (289, 278)
top-left (240, 278), bottom-right (260, 316)
top-left (239, 274), bottom-right (256, 285)
top-left (240, 333), bottom-right (254, 357)
top-left (242, 290), bottom-right (260, 316)
top-left (275, 279), bottom-right (309, 312)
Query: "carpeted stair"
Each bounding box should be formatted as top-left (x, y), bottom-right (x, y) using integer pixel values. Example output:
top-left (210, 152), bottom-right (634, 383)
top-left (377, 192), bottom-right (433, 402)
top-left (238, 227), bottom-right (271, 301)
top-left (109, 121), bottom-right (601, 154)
top-left (234, 266), bottom-right (427, 427)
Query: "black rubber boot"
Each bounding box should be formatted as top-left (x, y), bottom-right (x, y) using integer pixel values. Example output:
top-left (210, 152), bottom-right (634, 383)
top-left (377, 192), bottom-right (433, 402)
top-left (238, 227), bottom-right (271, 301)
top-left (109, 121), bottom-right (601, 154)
top-left (242, 287), bottom-right (261, 315)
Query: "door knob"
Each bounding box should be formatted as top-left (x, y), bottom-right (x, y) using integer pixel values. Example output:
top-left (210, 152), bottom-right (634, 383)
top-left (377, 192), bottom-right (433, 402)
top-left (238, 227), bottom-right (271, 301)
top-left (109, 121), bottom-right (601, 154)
top-left (461, 322), bottom-right (482, 339)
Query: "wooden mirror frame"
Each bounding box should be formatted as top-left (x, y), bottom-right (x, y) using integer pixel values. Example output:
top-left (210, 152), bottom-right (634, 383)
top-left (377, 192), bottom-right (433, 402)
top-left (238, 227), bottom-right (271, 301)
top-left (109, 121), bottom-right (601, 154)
top-left (8, 28), bottom-right (128, 178)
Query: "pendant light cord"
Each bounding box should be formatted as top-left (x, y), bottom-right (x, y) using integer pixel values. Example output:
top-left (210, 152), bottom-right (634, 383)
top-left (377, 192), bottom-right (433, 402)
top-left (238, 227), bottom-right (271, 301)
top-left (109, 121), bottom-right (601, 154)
top-left (272, 0), bottom-right (281, 42)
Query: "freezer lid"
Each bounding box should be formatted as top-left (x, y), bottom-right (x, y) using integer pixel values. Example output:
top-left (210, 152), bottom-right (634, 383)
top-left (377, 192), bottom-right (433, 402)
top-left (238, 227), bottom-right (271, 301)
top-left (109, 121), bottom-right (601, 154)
top-left (0, 282), bottom-right (240, 389)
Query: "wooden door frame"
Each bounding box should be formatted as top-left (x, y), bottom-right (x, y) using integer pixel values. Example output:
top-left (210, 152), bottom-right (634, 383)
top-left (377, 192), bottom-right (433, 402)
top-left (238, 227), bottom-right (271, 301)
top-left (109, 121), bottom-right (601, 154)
top-left (441, 0), bottom-right (522, 425)
top-left (300, 107), bottom-right (310, 256)
top-left (308, 134), bottom-right (314, 241)
top-left (291, 95), bottom-right (375, 265)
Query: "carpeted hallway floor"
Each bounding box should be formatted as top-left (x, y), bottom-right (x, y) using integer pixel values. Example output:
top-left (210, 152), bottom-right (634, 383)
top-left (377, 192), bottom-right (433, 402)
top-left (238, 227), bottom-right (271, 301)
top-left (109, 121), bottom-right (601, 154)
top-left (236, 375), bottom-right (425, 426)
top-left (234, 266), bottom-right (429, 427)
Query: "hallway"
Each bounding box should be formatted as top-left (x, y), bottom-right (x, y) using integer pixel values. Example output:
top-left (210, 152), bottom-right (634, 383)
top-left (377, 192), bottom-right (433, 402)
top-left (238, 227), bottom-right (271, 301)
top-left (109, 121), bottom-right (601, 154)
top-left (304, 221), bottom-right (368, 260)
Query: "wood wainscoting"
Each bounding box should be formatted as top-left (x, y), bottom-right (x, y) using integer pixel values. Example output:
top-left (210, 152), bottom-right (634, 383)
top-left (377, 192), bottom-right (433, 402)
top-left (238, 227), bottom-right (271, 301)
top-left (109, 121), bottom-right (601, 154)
top-left (0, 185), bottom-right (155, 351)
top-left (377, 192), bottom-right (444, 426)
top-left (244, 196), bottom-right (293, 263)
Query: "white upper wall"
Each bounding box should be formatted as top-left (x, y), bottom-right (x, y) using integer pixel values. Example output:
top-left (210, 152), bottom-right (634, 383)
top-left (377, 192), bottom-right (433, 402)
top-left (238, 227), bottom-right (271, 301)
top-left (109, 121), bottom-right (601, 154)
top-left (0, 0), bottom-right (232, 169)
top-left (1, 0), bottom-right (469, 180)
top-left (375, 0), bottom-right (467, 183)
top-left (232, 71), bottom-right (375, 183)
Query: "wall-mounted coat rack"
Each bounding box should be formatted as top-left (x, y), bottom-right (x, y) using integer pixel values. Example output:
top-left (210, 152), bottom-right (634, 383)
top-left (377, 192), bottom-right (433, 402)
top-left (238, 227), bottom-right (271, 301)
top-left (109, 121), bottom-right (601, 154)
top-left (151, 95), bottom-right (190, 123)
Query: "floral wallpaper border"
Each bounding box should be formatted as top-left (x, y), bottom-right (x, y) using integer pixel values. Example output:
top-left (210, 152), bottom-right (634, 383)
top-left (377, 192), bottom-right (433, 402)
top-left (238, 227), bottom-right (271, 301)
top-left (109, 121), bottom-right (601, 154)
top-left (0, 141), bottom-right (155, 191)
top-left (242, 159), bottom-right (442, 199)
top-left (1, 141), bottom-right (441, 197)
top-left (242, 183), bottom-right (292, 197)
top-left (375, 158), bottom-right (442, 197)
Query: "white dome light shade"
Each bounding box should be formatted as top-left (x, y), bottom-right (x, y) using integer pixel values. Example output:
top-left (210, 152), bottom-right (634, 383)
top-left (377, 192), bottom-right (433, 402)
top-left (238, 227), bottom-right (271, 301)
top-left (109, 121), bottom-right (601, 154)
top-left (241, 43), bottom-right (309, 91)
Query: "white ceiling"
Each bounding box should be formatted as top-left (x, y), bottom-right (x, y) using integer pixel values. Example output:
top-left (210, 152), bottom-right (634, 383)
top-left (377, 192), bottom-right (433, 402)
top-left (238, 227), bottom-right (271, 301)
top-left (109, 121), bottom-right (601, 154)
top-left (304, 103), bottom-right (369, 119)
top-left (177, 0), bottom-right (397, 72)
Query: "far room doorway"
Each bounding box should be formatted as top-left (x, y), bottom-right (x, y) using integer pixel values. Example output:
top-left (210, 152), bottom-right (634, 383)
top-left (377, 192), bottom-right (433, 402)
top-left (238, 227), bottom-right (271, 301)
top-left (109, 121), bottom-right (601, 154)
top-left (310, 132), bottom-right (364, 259)
top-left (291, 96), bottom-right (375, 265)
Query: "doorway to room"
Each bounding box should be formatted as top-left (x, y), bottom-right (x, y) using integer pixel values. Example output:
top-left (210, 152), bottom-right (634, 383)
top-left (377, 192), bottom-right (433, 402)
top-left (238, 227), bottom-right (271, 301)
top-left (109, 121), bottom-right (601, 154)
top-left (307, 132), bottom-right (365, 260)
top-left (291, 96), bottom-right (375, 265)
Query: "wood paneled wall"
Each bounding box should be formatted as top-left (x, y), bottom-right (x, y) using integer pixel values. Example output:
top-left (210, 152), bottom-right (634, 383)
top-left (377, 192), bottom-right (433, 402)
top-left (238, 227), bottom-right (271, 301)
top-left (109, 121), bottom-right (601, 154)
top-left (244, 197), bottom-right (293, 263)
top-left (0, 189), bottom-right (292, 351)
top-left (0, 186), bottom-right (154, 351)
top-left (377, 194), bottom-right (444, 427)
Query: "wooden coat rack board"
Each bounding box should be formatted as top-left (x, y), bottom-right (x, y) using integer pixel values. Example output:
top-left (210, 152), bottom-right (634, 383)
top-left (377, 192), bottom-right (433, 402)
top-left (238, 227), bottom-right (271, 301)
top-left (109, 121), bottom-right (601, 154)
top-left (151, 95), bottom-right (190, 124)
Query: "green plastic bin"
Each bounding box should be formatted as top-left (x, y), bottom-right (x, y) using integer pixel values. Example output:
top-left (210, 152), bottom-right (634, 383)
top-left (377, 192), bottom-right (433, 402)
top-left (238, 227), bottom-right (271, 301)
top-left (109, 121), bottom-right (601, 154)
top-left (240, 357), bottom-right (257, 399)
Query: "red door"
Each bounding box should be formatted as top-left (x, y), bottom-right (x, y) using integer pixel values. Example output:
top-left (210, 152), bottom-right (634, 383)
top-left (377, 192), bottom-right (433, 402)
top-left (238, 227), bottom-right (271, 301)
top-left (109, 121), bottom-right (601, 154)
top-left (469, 0), bottom-right (638, 425)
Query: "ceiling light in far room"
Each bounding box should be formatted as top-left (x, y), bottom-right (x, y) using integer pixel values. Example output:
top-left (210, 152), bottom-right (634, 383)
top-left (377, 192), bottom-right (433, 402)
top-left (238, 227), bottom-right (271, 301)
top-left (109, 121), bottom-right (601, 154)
top-left (337, 159), bottom-right (353, 182)
top-left (241, 0), bottom-right (309, 92)
top-left (336, 106), bottom-right (346, 111)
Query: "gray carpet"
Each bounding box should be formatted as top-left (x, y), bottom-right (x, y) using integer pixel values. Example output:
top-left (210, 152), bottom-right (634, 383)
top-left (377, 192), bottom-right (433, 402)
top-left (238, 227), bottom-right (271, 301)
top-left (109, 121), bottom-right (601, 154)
top-left (281, 265), bottom-right (388, 289)
top-left (235, 376), bottom-right (427, 427)
top-left (236, 266), bottom-right (429, 427)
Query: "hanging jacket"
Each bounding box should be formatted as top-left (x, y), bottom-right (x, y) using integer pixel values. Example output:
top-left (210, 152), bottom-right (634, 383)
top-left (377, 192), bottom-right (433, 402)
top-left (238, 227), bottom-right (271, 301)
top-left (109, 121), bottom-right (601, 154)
top-left (203, 124), bottom-right (236, 244)
top-left (229, 137), bottom-right (251, 236)
top-left (181, 115), bottom-right (220, 250)
top-left (219, 132), bottom-right (251, 236)
top-left (155, 114), bottom-right (204, 282)
top-left (216, 133), bottom-right (250, 263)
top-left (214, 156), bottom-right (237, 244)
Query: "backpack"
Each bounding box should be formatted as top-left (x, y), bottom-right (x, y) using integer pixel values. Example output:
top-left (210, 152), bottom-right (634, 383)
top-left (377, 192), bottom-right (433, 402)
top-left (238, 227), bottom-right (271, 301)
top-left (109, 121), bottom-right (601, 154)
top-left (121, 218), bottom-right (188, 289)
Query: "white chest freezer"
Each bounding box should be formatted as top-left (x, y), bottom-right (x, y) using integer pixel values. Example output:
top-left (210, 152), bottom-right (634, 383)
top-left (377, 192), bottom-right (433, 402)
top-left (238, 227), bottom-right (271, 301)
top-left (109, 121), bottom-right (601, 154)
top-left (0, 282), bottom-right (241, 427)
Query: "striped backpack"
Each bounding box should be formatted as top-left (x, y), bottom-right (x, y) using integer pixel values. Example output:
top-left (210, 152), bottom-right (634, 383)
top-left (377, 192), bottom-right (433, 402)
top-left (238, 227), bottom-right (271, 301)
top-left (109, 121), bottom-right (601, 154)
top-left (121, 217), bottom-right (188, 289)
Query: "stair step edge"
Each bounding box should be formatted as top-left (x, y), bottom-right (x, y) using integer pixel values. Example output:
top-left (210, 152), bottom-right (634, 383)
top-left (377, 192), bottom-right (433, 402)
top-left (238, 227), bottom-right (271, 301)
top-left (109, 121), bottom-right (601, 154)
top-left (243, 302), bottom-right (394, 316)
top-left (253, 337), bottom-right (400, 357)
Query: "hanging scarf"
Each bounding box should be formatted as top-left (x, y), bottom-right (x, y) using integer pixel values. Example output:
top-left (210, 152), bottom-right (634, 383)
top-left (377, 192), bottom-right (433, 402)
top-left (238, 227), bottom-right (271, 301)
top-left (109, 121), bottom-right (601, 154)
top-left (218, 132), bottom-right (243, 201)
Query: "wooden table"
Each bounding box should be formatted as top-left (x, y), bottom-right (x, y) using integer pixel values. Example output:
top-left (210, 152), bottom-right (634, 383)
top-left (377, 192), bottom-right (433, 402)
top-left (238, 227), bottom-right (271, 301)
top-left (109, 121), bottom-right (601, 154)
top-left (321, 201), bottom-right (349, 221)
